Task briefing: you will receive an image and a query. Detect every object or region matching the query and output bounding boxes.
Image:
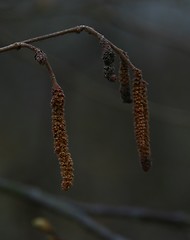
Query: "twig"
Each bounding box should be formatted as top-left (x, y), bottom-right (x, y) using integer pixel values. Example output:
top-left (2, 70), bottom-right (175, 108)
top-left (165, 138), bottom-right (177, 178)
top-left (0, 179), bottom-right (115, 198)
top-left (1, 41), bottom-right (57, 85)
top-left (0, 25), bottom-right (137, 71)
top-left (0, 177), bottom-right (129, 240)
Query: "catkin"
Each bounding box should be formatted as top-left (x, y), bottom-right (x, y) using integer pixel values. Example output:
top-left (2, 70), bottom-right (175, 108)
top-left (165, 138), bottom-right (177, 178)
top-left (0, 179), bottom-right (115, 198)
top-left (132, 70), bottom-right (151, 171)
top-left (118, 60), bottom-right (132, 103)
top-left (51, 82), bottom-right (74, 190)
top-left (100, 38), bottom-right (117, 82)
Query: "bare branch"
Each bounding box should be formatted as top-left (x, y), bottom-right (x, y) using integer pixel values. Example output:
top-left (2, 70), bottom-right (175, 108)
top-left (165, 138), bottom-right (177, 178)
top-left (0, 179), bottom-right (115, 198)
top-left (0, 178), bottom-right (129, 240)
top-left (0, 25), bottom-right (136, 71)
top-left (0, 41), bottom-right (57, 85)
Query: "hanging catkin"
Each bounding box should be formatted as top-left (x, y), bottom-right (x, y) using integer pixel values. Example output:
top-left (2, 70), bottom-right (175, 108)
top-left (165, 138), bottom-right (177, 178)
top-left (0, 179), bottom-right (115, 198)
top-left (51, 82), bottom-right (74, 190)
top-left (118, 59), bottom-right (132, 103)
top-left (132, 70), bottom-right (151, 171)
top-left (100, 38), bottom-right (117, 82)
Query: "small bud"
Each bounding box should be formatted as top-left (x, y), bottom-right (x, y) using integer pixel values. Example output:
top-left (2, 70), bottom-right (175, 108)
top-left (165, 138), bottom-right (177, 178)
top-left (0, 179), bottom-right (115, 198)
top-left (34, 49), bottom-right (47, 65)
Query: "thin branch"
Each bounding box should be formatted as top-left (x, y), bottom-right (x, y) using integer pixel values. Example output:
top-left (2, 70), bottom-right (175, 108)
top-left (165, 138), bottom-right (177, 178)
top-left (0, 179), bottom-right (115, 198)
top-left (0, 178), bottom-right (129, 240)
top-left (3, 41), bottom-right (57, 85)
top-left (0, 25), bottom-right (137, 71)
top-left (7, 34), bottom-right (189, 128)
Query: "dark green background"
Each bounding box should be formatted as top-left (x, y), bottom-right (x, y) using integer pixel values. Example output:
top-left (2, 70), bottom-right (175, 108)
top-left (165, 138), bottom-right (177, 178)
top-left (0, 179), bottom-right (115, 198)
top-left (0, 0), bottom-right (190, 239)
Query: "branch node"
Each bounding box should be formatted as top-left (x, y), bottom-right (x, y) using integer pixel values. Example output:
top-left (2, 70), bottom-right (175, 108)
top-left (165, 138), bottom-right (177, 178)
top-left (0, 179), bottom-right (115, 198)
top-left (14, 42), bottom-right (22, 50)
top-left (76, 25), bottom-right (85, 33)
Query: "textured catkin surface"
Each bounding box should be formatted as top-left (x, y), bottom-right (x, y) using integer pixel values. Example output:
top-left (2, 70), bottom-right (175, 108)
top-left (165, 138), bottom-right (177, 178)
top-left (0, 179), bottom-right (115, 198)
top-left (100, 38), bottom-right (117, 82)
top-left (132, 70), bottom-right (151, 171)
top-left (118, 60), bottom-right (132, 103)
top-left (51, 83), bottom-right (74, 190)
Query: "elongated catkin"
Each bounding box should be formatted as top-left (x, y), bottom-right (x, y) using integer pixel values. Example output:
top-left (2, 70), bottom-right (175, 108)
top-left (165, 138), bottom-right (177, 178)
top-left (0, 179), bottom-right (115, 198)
top-left (51, 82), bottom-right (74, 190)
top-left (119, 60), bottom-right (132, 103)
top-left (132, 70), bottom-right (151, 171)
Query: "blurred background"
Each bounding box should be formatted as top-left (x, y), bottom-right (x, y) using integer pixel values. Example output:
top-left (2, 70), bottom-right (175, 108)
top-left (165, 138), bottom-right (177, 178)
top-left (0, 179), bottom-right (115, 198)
top-left (0, 0), bottom-right (190, 239)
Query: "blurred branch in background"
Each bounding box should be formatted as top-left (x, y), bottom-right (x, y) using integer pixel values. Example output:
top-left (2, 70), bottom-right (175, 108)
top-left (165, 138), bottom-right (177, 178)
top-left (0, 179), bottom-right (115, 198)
top-left (77, 202), bottom-right (190, 228)
top-left (0, 178), bottom-right (129, 240)
top-left (0, 177), bottom-right (189, 231)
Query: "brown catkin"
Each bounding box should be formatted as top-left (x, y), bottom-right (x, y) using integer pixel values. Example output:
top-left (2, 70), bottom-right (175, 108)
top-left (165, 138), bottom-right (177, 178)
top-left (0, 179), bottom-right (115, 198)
top-left (51, 82), bottom-right (74, 190)
top-left (118, 60), bottom-right (132, 103)
top-left (100, 38), bottom-right (115, 66)
top-left (132, 70), bottom-right (151, 171)
top-left (100, 38), bottom-right (117, 82)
